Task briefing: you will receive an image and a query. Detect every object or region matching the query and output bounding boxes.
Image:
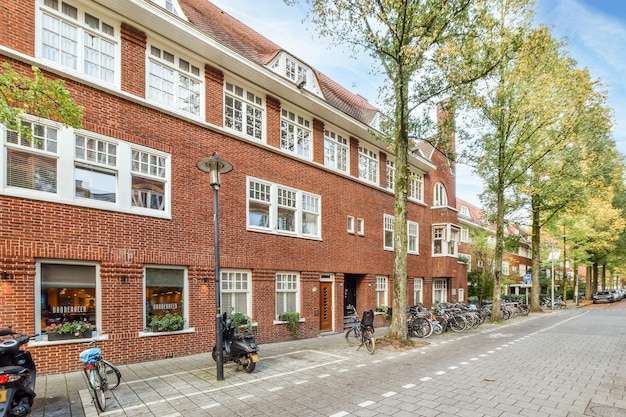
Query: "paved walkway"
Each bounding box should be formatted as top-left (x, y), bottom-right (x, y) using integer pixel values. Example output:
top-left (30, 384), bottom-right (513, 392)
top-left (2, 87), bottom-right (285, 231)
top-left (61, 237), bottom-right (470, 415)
top-left (31, 303), bottom-right (589, 417)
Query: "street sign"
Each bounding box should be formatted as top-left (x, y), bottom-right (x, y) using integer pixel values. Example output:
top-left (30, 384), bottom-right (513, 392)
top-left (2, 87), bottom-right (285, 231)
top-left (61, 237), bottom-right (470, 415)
top-left (522, 273), bottom-right (532, 287)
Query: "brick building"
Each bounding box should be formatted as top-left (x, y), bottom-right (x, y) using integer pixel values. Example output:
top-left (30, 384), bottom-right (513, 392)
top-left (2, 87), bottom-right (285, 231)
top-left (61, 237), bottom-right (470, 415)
top-left (0, 0), bottom-right (466, 374)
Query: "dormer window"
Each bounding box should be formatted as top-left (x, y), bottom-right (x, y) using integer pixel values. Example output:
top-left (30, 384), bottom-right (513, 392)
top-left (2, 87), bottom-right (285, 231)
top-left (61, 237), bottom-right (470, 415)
top-left (150, 0), bottom-right (179, 14)
top-left (269, 53), bottom-right (322, 96)
top-left (461, 205), bottom-right (470, 216)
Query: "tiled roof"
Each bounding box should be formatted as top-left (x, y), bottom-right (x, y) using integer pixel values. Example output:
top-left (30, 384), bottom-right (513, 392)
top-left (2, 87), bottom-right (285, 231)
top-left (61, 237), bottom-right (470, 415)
top-left (177, 0), bottom-right (379, 126)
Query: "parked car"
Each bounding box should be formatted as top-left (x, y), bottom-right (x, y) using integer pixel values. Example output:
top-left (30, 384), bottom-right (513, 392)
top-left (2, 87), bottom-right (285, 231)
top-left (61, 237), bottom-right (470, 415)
top-left (593, 291), bottom-right (614, 304)
top-left (611, 289), bottom-right (624, 301)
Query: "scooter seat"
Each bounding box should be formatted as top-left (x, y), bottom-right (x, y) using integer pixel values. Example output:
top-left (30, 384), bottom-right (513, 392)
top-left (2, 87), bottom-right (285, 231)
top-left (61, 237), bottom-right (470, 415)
top-left (0, 365), bottom-right (24, 374)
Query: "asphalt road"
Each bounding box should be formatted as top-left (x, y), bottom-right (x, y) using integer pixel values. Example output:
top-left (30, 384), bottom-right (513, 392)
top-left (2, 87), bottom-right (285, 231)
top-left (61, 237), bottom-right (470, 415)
top-left (32, 302), bottom-right (626, 416)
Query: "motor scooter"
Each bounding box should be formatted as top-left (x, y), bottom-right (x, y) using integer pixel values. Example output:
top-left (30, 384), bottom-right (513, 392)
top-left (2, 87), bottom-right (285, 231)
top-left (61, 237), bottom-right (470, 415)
top-left (212, 313), bottom-right (259, 373)
top-left (0, 327), bottom-right (37, 417)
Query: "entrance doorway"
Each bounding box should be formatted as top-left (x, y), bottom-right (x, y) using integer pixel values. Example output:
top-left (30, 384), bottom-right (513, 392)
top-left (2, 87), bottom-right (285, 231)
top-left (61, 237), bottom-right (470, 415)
top-left (319, 280), bottom-right (333, 332)
top-left (344, 275), bottom-right (358, 314)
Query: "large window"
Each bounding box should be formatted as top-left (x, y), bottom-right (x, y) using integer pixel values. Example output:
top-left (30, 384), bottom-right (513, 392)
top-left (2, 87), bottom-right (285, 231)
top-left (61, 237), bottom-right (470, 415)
top-left (6, 121), bottom-right (58, 193)
top-left (38, 263), bottom-right (98, 340)
top-left (408, 221), bottom-right (419, 254)
top-left (358, 145), bottom-right (378, 184)
top-left (269, 53), bottom-right (322, 96)
top-left (386, 159), bottom-right (395, 190)
top-left (39, 0), bottom-right (117, 83)
top-left (224, 82), bottom-right (264, 140)
top-left (324, 129), bottom-right (348, 172)
top-left (409, 173), bottom-right (423, 202)
top-left (145, 267), bottom-right (186, 332)
top-left (2, 117), bottom-right (171, 218)
top-left (148, 45), bottom-right (202, 116)
top-left (376, 276), bottom-right (388, 307)
top-left (221, 270), bottom-right (251, 317)
top-left (433, 279), bottom-right (447, 304)
top-left (432, 224), bottom-right (460, 257)
top-left (384, 214), bottom-right (394, 250)
top-left (433, 182), bottom-right (448, 207)
top-left (276, 272), bottom-right (299, 318)
top-left (280, 109), bottom-right (311, 158)
top-left (131, 149), bottom-right (166, 211)
top-left (247, 177), bottom-right (321, 239)
top-left (413, 278), bottom-right (423, 305)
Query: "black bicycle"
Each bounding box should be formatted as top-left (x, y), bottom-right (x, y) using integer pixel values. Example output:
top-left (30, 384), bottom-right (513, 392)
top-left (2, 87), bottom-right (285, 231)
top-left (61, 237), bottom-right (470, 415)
top-left (79, 332), bottom-right (122, 412)
top-left (345, 309), bottom-right (376, 354)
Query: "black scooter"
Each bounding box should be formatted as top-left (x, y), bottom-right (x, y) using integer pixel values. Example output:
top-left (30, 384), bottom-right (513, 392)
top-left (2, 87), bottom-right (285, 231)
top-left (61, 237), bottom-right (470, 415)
top-left (212, 313), bottom-right (259, 373)
top-left (0, 327), bottom-right (37, 417)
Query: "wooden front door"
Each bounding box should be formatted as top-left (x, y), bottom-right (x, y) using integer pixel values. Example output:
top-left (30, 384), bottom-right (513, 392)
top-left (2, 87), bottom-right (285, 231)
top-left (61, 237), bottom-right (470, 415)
top-left (319, 281), bottom-right (333, 332)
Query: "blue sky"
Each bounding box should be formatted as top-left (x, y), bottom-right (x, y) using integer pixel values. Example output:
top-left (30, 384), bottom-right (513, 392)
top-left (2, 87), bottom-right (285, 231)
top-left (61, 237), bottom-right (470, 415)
top-left (209, 0), bottom-right (626, 207)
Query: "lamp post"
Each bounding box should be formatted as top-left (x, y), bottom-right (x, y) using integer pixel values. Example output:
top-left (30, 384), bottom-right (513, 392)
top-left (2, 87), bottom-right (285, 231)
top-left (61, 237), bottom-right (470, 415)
top-left (197, 152), bottom-right (233, 381)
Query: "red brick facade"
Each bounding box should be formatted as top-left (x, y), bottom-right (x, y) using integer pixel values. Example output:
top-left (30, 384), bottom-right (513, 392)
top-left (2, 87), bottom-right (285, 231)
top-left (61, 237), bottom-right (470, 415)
top-left (0, 0), bottom-right (466, 374)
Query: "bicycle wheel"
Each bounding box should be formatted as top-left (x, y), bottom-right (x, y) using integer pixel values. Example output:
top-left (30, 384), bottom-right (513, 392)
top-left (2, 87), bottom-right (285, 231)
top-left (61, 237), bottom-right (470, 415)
top-left (102, 359), bottom-right (121, 390)
top-left (448, 315), bottom-right (467, 332)
top-left (86, 366), bottom-right (106, 412)
top-left (345, 327), bottom-right (361, 346)
top-left (363, 331), bottom-right (375, 354)
top-left (432, 320), bottom-right (443, 335)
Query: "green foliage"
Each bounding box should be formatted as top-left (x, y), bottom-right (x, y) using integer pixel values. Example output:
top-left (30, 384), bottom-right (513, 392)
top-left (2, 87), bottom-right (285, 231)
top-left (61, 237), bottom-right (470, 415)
top-left (376, 305), bottom-right (390, 320)
top-left (46, 320), bottom-right (94, 335)
top-left (281, 311), bottom-right (300, 337)
top-left (231, 312), bottom-right (252, 333)
top-left (0, 63), bottom-right (83, 138)
top-left (150, 313), bottom-right (184, 332)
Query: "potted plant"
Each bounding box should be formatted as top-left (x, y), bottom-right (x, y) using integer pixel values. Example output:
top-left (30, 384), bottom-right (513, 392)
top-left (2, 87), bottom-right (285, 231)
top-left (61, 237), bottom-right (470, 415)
top-left (149, 312), bottom-right (185, 332)
top-left (231, 312), bottom-right (252, 333)
top-left (280, 311), bottom-right (300, 337)
top-left (46, 320), bottom-right (94, 340)
top-left (376, 305), bottom-right (390, 320)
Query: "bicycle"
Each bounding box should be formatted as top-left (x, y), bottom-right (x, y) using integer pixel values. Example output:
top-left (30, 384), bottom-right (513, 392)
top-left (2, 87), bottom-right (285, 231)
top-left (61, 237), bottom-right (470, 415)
top-left (345, 309), bottom-right (376, 354)
top-left (79, 332), bottom-right (122, 412)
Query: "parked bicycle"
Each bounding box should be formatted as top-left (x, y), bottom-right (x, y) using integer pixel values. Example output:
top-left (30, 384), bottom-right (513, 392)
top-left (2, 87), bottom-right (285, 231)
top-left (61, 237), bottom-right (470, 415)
top-left (345, 309), bottom-right (376, 354)
top-left (79, 332), bottom-right (122, 412)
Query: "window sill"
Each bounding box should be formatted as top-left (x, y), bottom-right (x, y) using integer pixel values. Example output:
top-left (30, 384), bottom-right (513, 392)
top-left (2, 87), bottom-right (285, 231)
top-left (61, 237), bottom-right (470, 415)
top-left (29, 333), bottom-right (109, 347)
top-left (273, 318), bottom-right (305, 325)
top-left (139, 327), bottom-right (195, 337)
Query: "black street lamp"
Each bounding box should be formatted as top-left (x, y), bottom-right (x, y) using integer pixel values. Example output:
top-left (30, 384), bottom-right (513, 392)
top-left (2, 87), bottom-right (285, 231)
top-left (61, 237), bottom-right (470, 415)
top-left (196, 152), bottom-right (233, 381)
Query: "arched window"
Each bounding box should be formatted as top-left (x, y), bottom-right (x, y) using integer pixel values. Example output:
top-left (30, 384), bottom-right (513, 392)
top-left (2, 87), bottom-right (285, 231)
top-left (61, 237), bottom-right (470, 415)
top-left (433, 182), bottom-right (448, 207)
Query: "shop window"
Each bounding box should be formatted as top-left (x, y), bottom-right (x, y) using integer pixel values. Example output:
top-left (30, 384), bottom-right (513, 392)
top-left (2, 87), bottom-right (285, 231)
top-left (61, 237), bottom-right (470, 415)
top-left (39, 263), bottom-right (97, 339)
top-left (145, 267), bottom-right (186, 332)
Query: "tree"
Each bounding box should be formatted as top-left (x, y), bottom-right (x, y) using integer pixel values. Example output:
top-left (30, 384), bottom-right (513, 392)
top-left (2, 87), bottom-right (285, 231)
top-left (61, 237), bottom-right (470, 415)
top-left (0, 63), bottom-right (82, 137)
top-left (288, 0), bottom-right (532, 342)
top-left (459, 26), bottom-right (612, 318)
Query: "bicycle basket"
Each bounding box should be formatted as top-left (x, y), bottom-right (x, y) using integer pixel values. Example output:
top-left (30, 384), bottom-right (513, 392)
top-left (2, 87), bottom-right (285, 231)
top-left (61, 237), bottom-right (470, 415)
top-left (361, 309), bottom-right (374, 327)
top-left (79, 347), bottom-right (102, 364)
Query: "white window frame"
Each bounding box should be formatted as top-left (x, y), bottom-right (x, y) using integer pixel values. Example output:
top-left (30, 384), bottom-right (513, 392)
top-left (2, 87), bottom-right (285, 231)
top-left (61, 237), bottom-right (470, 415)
top-left (433, 278), bottom-right (447, 304)
top-left (150, 0), bottom-right (179, 14)
top-left (358, 145), bottom-right (378, 184)
top-left (1, 117), bottom-right (172, 218)
top-left (357, 218), bottom-right (365, 236)
top-left (280, 109), bottom-right (311, 159)
top-left (37, 0), bottom-right (119, 85)
top-left (347, 215), bottom-right (355, 234)
top-left (409, 172), bottom-right (424, 202)
top-left (461, 227), bottom-right (470, 243)
top-left (275, 272), bottom-right (300, 318)
top-left (34, 259), bottom-right (102, 342)
top-left (220, 269), bottom-right (252, 317)
top-left (324, 129), bottom-right (349, 173)
top-left (224, 81), bottom-right (265, 141)
top-left (460, 205), bottom-right (470, 216)
top-left (503, 261), bottom-right (510, 276)
top-left (433, 182), bottom-right (448, 207)
top-left (147, 44), bottom-right (202, 117)
top-left (143, 265), bottom-right (190, 334)
top-left (269, 53), bottom-right (322, 96)
top-left (408, 221), bottom-right (419, 254)
top-left (247, 177), bottom-right (321, 239)
top-left (432, 223), bottom-right (460, 257)
top-left (460, 253), bottom-right (472, 272)
top-left (384, 214), bottom-right (394, 250)
top-left (413, 278), bottom-right (423, 305)
top-left (386, 159), bottom-right (395, 191)
top-left (376, 276), bottom-right (388, 307)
